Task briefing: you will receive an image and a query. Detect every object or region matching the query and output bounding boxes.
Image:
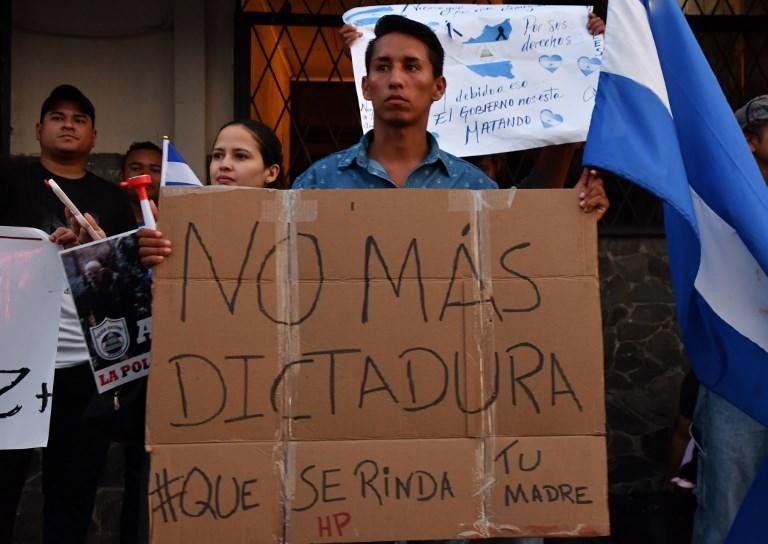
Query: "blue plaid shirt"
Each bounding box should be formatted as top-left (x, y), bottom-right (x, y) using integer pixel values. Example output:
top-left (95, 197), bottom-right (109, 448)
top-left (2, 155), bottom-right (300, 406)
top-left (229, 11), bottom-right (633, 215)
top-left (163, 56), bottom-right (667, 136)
top-left (293, 132), bottom-right (498, 190)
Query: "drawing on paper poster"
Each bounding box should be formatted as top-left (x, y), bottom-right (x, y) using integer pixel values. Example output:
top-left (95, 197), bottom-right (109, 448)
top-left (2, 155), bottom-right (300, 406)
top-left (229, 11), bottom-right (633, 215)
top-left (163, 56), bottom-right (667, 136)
top-left (344, 4), bottom-right (604, 156)
top-left (577, 56), bottom-right (602, 76)
top-left (345, 6), bottom-right (394, 27)
top-left (540, 109), bottom-right (564, 128)
top-left (445, 21), bottom-right (463, 38)
top-left (465, 19), bottom-right (511, 43)
top-left (461, 20), bottom-right (516, 79)
top-left (465, 60), bottom-right (515, 79)
top-left (539, 54), bottom-right (563, 73)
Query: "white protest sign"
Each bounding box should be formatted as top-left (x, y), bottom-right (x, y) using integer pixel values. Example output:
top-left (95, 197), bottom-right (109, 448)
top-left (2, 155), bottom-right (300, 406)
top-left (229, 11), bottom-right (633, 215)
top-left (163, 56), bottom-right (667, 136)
top-left (345, 4), bottom-right (603, 157)
top-left (0, 227), bottom-right (64, 449)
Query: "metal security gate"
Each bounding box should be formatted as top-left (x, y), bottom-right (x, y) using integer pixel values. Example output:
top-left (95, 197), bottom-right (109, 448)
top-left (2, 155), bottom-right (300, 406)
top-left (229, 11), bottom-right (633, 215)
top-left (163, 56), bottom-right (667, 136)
top-left (235, 0), bottom-right (504, 182)
top-left (233, 0), bottom-right (767, 233)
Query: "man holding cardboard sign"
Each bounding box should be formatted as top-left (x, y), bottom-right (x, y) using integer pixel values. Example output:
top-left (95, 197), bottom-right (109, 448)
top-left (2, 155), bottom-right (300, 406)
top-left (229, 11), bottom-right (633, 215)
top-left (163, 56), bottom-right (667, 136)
top-left (136, 15), bottom-right (610, 544)
top-left (138, 15), bottom-right (607, 266)
top-left (289, 15), bottom-right (607, 544)
top-left (293, 13), bottom-right (608, 218)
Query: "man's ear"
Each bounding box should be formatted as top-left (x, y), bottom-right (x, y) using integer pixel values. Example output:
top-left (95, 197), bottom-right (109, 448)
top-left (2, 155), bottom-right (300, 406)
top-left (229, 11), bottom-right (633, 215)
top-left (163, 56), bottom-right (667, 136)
top-left (362, 76), bottom-right (371, 101)
top-left (35, 122), bottom-right (42, 143)
top-left (91, 128), bottom-right (97, 152)
top-left (431, 75), bottom-right (447, 102)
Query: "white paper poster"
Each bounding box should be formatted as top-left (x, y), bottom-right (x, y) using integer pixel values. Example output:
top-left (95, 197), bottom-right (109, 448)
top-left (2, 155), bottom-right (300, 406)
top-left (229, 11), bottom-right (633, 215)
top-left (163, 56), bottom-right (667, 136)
top-left (0, 227), bottom-right (64, 449)
top-left (345, 4), bottom-right (603, 157)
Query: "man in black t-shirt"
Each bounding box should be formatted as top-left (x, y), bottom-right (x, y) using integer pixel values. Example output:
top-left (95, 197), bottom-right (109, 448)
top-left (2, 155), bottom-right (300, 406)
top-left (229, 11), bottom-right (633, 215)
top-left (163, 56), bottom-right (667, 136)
top-left (0, 85), bottom-right (136, 544)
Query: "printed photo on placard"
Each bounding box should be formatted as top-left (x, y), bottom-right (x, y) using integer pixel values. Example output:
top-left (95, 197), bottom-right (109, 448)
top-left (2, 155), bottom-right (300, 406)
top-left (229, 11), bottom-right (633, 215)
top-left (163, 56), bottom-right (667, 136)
top-left (60, 230), bottom-right (152, 392)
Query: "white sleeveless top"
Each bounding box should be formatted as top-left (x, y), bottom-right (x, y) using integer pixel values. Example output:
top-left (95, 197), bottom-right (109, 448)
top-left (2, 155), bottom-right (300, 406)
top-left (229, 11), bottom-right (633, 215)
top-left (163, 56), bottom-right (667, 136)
top-left (55, 289), bottom-right (90, 369)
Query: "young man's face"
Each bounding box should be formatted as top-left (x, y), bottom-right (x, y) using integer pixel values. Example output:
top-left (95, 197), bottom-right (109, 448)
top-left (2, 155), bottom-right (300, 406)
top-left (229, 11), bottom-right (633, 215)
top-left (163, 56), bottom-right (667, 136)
top-left (123, 148), bottom-right (162, 201)
top-left (36, 100), bottom-right (96, 158)
top-left (362, 32), bottom-right (446, 129)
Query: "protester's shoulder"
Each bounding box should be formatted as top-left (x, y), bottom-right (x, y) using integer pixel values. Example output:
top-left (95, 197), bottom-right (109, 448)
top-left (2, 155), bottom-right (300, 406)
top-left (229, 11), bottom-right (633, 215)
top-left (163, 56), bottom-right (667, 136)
top-left (0, 159), bottom-right (46, 198)
top-left (0, 158), bottom-right (19, 223)
top-left (0, 156), bottom-right (13, 178)
top-left (1, 160), bottom-right (56, 226)
top-left (439, 150), bottom-right (499, 189)
top-left (0, 157), bottom-right (16, 188)
top-left (293, 147), bottom-right (354, 188)
top-left (1, 158), bottom-right (40, 182)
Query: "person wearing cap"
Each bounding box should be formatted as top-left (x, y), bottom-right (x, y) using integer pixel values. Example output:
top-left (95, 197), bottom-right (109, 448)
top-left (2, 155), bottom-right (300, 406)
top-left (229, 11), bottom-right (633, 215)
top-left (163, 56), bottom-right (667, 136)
top-left (0, 84), bottom-right (136, 544)
top-left (690, 96), bottom-right (768, 544)
top-left (735, 94), bottom-right (768, 183)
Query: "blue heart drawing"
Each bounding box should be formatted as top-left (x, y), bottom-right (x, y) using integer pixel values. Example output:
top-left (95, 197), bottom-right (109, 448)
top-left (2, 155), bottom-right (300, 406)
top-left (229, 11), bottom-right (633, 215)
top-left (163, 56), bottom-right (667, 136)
top-left (540, 109), bottom-right (564, 128)
top-left (577, 56), bottom-right (602, 76)
top-left (539, 54), bottom-right (563, 73)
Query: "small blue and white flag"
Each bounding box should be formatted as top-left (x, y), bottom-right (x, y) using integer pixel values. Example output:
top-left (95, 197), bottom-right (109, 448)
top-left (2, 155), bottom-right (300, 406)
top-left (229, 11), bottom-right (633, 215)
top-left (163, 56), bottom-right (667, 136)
top-left (160, 139), bottom-right (203, 187)
top-left (583, 2), bottom-right (768, 541)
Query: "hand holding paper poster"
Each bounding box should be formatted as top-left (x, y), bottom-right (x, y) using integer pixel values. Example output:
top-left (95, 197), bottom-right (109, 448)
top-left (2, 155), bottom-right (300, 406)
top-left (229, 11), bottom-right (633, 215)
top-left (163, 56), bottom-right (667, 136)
top-left (0, 227), bottom-right (63, 449)
top-left (344, 4), bottom-right (603, 156)
top-left (60, 231), bottom-right (152, 393)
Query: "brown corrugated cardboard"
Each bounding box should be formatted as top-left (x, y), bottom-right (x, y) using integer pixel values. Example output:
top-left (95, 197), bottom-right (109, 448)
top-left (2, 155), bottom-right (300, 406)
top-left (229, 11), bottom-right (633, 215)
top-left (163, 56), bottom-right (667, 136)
top-left (486, 436), bottom-right (610, 538)
top-left (284, 438), bottom-right (482, 542)
top-left (147, 187), bottom-right (608, 542)
top-left (148, 442), bottom-right (282, 543)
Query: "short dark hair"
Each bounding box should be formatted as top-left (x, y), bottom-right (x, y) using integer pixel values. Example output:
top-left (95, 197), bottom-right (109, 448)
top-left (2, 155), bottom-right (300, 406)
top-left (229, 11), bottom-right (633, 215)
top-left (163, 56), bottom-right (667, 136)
top-left (364, 15), bottom-right (444, 78)
top-left (121, 141), bottom-right (162, 171)
top-left (40, 84), bottom-right (96, 124)
top-left (215, 120), bottom-right (285, 188)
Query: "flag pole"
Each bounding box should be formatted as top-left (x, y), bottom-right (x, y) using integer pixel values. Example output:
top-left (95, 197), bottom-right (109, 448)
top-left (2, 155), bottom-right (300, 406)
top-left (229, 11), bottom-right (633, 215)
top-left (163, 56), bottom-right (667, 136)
top-left (160, 136), bottom-right (170, 188)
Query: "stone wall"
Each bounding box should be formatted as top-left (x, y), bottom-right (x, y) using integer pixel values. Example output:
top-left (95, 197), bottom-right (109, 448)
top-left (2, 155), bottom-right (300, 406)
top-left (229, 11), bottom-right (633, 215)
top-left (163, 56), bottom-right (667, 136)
top-left (599, 238), bottom-right (688, 495)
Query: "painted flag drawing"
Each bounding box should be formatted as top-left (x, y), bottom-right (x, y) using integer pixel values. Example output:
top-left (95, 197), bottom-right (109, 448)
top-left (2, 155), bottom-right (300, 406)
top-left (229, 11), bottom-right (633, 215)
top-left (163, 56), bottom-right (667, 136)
top-left (160, 139), bottom-right (204, 187)
top-left (583, 1), bottom-right (768, 541)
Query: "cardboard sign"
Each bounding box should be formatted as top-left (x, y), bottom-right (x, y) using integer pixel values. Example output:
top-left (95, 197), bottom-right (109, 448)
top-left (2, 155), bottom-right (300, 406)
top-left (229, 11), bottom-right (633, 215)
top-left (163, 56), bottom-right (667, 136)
top-left (0, 227), bottom-right (63, 449)
top-left (60, 231), bottom-right (153, 393)
top-left (147, 187), bottom-right (608, 542)
top-left (345, 4), bottom-right (603, 157)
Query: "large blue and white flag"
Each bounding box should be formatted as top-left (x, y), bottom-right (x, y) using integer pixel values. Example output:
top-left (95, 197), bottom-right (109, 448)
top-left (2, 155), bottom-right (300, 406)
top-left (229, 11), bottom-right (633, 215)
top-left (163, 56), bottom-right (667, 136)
top-left (583, 1), bottom-right (768, 541)
top-left (160, 139), bottom-right (203, 187)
